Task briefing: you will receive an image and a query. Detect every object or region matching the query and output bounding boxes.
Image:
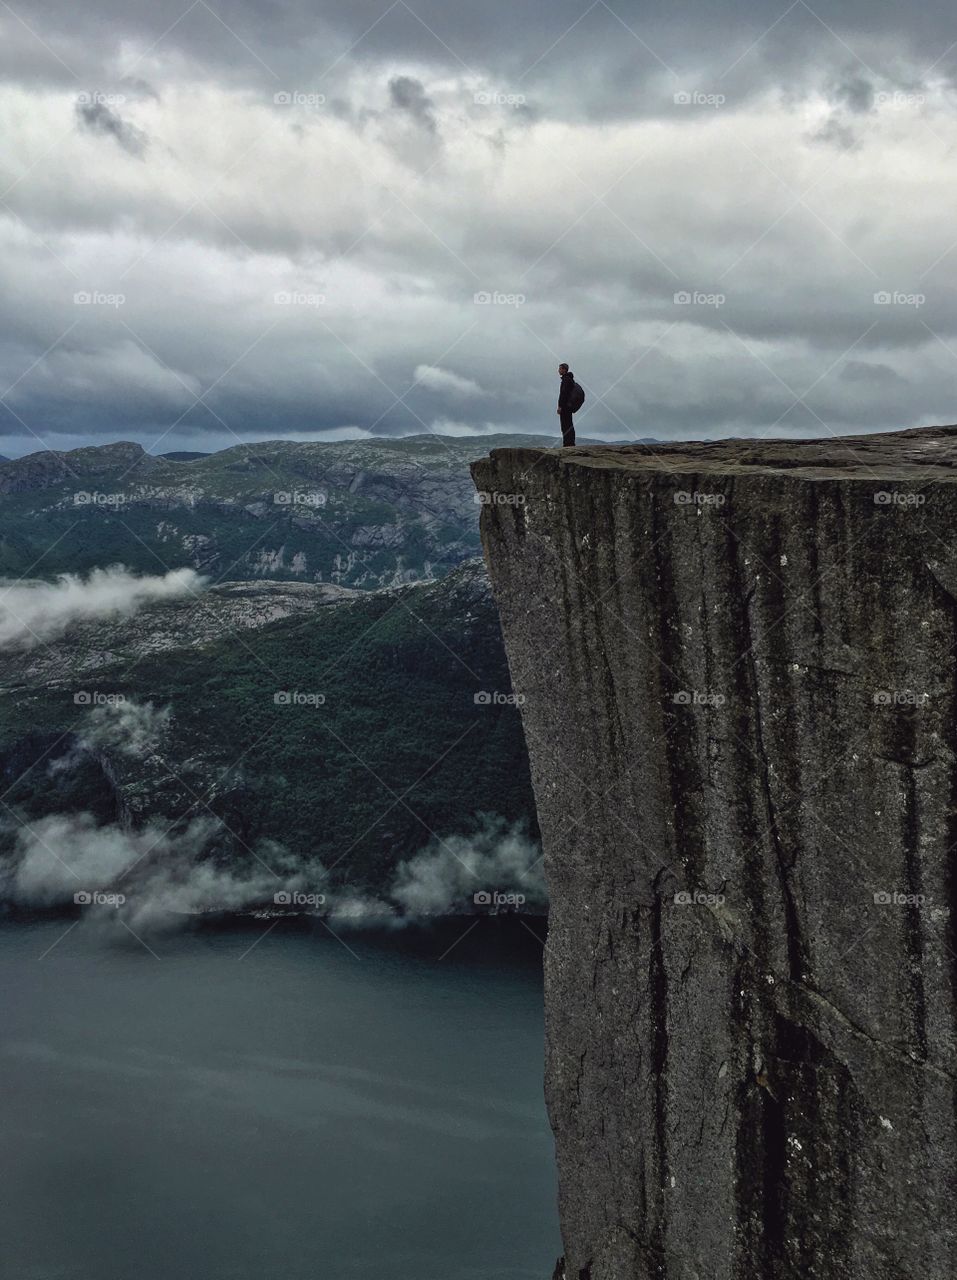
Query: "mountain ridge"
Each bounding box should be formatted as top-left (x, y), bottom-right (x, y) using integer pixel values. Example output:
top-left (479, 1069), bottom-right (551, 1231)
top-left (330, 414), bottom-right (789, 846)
top-left (0, 434), bottom-right (573, 588)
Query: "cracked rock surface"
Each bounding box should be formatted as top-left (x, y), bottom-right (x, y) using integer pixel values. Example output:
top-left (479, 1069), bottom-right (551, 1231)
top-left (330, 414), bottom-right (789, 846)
top-left (472, 426), bottom-right (957, 1280)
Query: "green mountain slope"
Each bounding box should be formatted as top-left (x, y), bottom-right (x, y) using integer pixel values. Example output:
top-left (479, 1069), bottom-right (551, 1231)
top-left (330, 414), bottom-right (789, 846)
top-left (0, 434), bottom-right (556, 588)
top-left (0, 561), bottom-right (536, 899)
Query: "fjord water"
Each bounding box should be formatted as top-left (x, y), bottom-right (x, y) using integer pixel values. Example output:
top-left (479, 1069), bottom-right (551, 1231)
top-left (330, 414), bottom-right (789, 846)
top-left (1, 918), bottom-right (558, 1280)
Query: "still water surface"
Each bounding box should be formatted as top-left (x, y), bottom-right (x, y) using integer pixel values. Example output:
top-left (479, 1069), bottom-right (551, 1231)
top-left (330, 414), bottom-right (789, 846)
top-left (1, 917), bottom-right (559, 1280)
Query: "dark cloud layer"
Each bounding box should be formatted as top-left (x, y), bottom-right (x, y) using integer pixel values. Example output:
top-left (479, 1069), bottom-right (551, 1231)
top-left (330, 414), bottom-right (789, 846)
top-left (75, 99), bottom-right (148, 155)
top-left (389, 75), bottom-right (437, 132)
top-left (1, 0), bottom-right (956, 453)
top-left (5, 0), bottom-right (957, 96)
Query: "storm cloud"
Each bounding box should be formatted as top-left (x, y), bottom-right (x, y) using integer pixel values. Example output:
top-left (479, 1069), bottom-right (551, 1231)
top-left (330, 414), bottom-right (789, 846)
top-left (1, 0), bottom-right (956, 453)
top-left (388, 75), bottom-right (437, 133)
top-left (75, 98), bottom-right (148, 156)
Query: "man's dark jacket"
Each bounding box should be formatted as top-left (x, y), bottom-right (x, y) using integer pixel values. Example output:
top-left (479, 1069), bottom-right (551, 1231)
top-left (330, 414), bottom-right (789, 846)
top-left (558, 370), bottom-right (576, 409)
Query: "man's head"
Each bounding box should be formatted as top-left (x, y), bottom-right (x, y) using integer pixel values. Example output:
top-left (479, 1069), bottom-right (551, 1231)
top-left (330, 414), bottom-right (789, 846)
top-left (558, 363), bottom-right (569, 376)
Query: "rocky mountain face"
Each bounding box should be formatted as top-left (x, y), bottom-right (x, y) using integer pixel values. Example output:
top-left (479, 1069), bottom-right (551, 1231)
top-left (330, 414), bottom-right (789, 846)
top-left (0, 579), bottom-right (359, 685)
top-left (0, 434), bottom-right (555, 589)
top-left (472, 427), bottom-right (957, 1280)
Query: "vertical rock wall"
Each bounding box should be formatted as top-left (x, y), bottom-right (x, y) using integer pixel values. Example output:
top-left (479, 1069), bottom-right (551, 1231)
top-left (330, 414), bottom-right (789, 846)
top-left (472, 431), bottom-right (957, 1280)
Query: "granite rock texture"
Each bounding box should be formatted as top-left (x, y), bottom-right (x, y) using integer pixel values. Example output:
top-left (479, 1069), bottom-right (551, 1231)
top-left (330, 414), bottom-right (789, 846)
top-left (472, 427), bottom-right (957, 1280)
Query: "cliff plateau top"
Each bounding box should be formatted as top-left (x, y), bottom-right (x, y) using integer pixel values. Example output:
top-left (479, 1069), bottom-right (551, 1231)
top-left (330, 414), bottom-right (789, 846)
top-left (476, 423), bottom-right (957, 482)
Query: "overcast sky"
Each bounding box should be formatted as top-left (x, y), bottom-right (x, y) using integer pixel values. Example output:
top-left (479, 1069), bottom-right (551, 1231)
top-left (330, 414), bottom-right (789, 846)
top-left (1, 0), bottom-right (956, 455)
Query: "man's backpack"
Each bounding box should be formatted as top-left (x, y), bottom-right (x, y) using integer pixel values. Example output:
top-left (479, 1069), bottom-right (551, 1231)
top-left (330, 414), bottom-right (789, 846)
top-left (569, 381), bottom-right (585, 413)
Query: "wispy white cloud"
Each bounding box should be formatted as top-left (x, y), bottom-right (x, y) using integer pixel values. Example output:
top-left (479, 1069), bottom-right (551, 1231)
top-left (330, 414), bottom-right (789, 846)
top-left (413, 365), bottom-right (481, 398)
top-left (0, 567), bottom-right (204, 650)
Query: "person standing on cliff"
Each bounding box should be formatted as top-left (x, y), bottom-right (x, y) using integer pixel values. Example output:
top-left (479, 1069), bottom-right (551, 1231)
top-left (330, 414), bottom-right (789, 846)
top-left (557, 363), bottom-right (577, 448)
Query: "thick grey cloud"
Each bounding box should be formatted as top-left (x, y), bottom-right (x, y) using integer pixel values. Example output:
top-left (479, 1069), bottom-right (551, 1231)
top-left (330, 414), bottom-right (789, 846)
top-left (832, 74), bottom-right (877, 113)
top-left (4, 0), bottom-right (956, 128)
top-left (75, 98), bottom-right (148, 155)
top-left (389, 75), bottom-right (437, 132)
top-left (0, 0), bottom-right (956, 453)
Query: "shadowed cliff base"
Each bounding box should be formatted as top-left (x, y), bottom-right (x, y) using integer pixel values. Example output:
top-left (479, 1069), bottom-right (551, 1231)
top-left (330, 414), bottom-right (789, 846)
top-left (472, 425), bottom-right (957, 1280)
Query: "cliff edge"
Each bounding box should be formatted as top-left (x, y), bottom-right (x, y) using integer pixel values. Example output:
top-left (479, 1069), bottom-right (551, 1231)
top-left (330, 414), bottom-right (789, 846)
top-left (471, 426), bottom-right (957, 1280)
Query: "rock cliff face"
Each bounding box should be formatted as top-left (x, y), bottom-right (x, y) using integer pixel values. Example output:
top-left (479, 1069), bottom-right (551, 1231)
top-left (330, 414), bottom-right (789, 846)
top-left (472, 427), bottom-right (957, 1280)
